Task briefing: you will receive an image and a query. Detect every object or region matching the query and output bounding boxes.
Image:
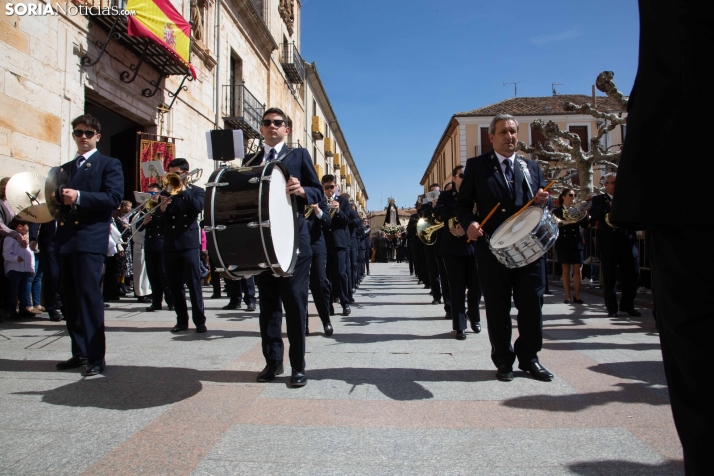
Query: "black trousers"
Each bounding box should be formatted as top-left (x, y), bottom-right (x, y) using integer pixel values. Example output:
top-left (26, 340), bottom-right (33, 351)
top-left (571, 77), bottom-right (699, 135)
top-left (356, 248), bottom-right (364, 281)
top-left (437, 254), bottom-right (451, 313)
top-left (256, 234), bottom-right (312, 371)
top-left (309, 252), bottom-right (331, 324)
top-left (208, 255), bottom-right (222, 297)
top-left (650, 225), bottom-right (713, 475)
top-left (476, 242), bottom-right (545, 368)
top-left (40, 245), bottom-right (61, 311)
top-left (417, 240), bottom-right (429, 283)
top-left (407, 245), bottom-right (414, 274)
top-left (103, 255), bottom-right (119, 300)
top-left (349, 246), bottom-right (358, 293)
top-left (328, 248), bottom-right (349, 306)
top-left (165, 249), bottom-right (205, 327)
top-left (145, 251), bottom-right (173, 308)
top-left (226, 276), bottom-right (256, 305)
top-left (424, 244), bottom-right (442, 301)
top-left (364, 249), bottom-right (370, 274)
top-left (600, 243), bottom-right (640, 313)
top-left (443, 254), bottom-right (481, 331)
top-left (60, 252), bottom-right (106, 365)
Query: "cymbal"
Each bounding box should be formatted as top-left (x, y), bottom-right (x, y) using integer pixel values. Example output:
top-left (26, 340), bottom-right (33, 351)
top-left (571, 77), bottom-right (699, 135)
top-left (5, 170), bottom-right (67, 224)
top-left (45, 166), bottom-right (69, 220)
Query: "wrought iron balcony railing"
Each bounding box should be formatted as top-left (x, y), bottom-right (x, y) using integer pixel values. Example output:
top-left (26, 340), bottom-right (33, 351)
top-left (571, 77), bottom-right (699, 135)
top-left (222, 83), bottom-right (265, 139)
top-left (280, 42), bottom-right (305, 84)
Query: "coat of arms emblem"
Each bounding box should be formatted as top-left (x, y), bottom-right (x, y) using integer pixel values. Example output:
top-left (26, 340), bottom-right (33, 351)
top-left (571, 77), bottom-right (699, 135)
top-left (163, 23), bottom-right (176, 49)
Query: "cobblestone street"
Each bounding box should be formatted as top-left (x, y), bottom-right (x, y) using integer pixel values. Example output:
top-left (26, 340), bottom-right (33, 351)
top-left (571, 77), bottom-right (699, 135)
top-left (0, 263), bottom-right (682, 475)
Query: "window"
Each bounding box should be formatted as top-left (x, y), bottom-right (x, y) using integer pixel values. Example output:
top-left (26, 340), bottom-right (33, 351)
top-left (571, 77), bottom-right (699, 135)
top-left (568, 126), bottom-right (589, 152)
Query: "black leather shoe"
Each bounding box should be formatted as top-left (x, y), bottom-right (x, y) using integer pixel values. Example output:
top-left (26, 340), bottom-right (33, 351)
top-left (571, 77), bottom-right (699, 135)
top-left (196, 325), bottom-right (207, 333)
top-left (104, 303), bottom-right (111, 308)
top-left (137, 296), bottom-right (150, 303)
top-left (168, 305), bottom-right (175, 311)
top-left (329, 308), bottom-right (335, 316)
top-left (56, 356), bottom-right (87, 370)
top-left (423, 284), bottom-right (431, 289)
top-left (246, 303), bottom-right (256, 312)
top-left (222, 300), bottom-right (240, 310)
top-left (621, 308), bottom-right (641, 317)
top-left (256, 364), bottom-right (284, 382)
top-left (518, 362), bottom-right (554, 382)
top-left (48, 310), bottom-right (63, 322)
top-left (471, 322), bottom-right (482, 333)
top-left (324, 322), bottom-right (334, 336)
top-left (289, 370), bottom-right (307, 387)
top-left (608, 312), bottom-right (618, 317)
top-left (349, 297), bottom-right (356, 304)
top-left (305, 325), bottom-right (310, 335)
top-left (351, 288), bottom-right (356, 294)
top-left (84, 360), bottom-right (105, 377)
top-left (496, 365), bottom-right (514, 382)
top-left (444, 312), bottom-right (451, 319)
top-left (342, 305), bottom-right (351, 316)
top-left (210, 293), bottom-right (221, 299)
top-left (145, 305), bottom-right (162, 312)
top-left (431, 299), bottom-right (441, 305)
top-left (455, 330), bottom-right (466, 340)
top-left (170, 324), bottom-right (188, 333)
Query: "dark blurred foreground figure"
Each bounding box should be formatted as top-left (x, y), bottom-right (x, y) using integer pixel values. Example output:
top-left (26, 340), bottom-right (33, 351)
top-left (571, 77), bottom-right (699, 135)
top-left (610, 1), bottom-right (713, 473)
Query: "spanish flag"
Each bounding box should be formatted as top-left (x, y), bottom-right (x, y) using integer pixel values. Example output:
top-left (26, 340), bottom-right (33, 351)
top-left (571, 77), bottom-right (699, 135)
top-left (126, 0), bottom-right (196, 78)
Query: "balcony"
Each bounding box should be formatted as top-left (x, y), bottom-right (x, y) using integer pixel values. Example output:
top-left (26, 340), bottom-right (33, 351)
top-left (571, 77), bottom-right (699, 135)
top-left (324, 137), bottom-right (334, 157)
top-left (311, 116), bottom-right (325, 140)
top-left (280, 42), bottom-right (305, 84)
top-left (222, 83), bottom-right (265, 140)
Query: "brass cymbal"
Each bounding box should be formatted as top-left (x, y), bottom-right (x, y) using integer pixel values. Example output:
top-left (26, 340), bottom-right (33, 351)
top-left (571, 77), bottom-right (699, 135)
top-left (45, 166), bottom-right (69, 221)
top-left (5, 169), bottom-right (68, 224)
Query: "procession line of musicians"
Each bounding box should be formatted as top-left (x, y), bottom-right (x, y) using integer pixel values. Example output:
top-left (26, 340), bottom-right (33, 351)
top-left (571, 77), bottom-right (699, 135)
top-left (2, 111), bottom-right (641, 388)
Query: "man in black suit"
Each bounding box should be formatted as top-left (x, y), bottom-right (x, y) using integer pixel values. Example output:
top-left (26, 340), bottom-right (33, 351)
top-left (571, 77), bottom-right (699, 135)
top-left (362, 218), bottom-right (372, 276)
top-left (456, 114), bottom-right (553, 382)
top-left (435, 165), bottom-right (481, 340)
top-left (305, 200), bottom-right (333, 336)
top-left (342, 194), bottom-right (359, 301)
top-left (244, 108), bottom-right (325, 387)
top-left (589, 174), bottom-right (640, 318)
top-left (55, 114), bottom-right (124, 376)
top-left (157, 158), bottom-right (206, 333)
top-left (138, 183), bottom-right (173, 312)
top-left (421, 184), bottom-right (449, 313)
top-left (322, 175), bottom-right (352, 317)
top-left (610, 2), bottom-right (712, 471)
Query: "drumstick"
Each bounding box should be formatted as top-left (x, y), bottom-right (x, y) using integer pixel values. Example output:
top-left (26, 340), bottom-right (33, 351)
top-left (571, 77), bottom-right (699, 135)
top-left (467, 202), bottom-right (500, 243)
top-left (507, 180), bottom-right (557, 223)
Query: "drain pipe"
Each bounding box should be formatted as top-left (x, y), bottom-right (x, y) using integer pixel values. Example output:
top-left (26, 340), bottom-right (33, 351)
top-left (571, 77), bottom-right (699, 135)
top-left (214, 1), bottom-right (221, 129)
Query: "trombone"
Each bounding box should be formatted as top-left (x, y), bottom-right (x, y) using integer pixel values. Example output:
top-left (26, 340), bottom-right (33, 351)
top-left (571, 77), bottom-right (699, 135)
top-left (159, 168), bottom-right (203, 195)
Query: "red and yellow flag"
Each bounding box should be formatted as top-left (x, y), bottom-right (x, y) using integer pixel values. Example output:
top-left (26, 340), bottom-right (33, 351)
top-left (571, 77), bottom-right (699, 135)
top-left (126, 0), bottom-right (195, 77)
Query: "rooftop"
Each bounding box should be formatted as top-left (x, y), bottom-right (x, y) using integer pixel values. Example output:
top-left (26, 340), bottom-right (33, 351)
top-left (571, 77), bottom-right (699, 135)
top-left (455, 94), bottom-right (624, 117)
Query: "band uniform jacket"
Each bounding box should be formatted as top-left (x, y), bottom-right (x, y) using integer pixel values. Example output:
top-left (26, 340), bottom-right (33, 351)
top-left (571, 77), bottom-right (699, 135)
top-left (434, 189), bottom-right (474, 257)
top-left (306, 201), bottom-right (331, 254)
top-left (157, 185), bottom-right (205, 252)
top-left (553, 208), bottom-right (589, 251)
top-left (244, 146), bottom-right (324, 239)
top-left (55, 152), bottom-right (124, 255)
top-left (589, 194), bottom-right (638, 257)
top-left (324, 194), bottom-right (352, 250)
top-left (348, 208), bottom-right (360, 249)
top-left (456, 153), bottom-right (546, 241)
top-left (137, 213), bottom-right (165, 253)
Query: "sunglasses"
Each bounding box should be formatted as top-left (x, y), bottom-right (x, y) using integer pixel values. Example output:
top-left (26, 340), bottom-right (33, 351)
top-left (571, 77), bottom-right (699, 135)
top-left (458, 173), bottom-right (464, 178)
top-left (567, 193), bottom-right (576, 197)
top-left (72, 129), bottom-right (96, 138)
top-left (261, 119), bottom-right (285, 127)
top-left (323, 185), bottom-right (335, 190)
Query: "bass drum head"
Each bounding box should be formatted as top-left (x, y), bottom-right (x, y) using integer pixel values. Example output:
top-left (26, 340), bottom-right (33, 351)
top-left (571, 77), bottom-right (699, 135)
top-left (262, 162), bottom-right (298, 275)
top-left (490, 207), bottom-right (543, 249)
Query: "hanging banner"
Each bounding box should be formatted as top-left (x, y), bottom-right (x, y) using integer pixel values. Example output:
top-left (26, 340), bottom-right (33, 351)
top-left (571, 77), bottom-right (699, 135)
top-left (139, 139), bottom-right (175, 192)
top-left (126, 0), bottom-right (196, 78)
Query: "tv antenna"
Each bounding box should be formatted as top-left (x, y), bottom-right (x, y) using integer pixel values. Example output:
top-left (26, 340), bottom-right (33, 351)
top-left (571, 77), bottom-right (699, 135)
top-left (552, 83), bottom-right (564, 95)
top-left (503, 81), bottom-right (524, 97)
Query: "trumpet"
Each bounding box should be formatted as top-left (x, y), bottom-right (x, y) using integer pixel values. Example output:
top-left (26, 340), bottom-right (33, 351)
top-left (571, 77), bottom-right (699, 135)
top-left (159, 168), bottom-right (203, 195)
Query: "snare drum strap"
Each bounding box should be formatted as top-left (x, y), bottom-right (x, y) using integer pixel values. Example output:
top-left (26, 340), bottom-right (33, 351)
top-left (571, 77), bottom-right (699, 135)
top-left (516, 157), bottom-right (534, 200)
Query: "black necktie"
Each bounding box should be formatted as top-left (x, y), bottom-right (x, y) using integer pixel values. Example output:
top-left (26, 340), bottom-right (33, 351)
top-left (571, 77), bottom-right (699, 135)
top-left (503, 159), bottom-right (514, 193)
top-left (266, 149), bottom-right (276, 163)
top-left (74, 155), bottom-right (85, 175)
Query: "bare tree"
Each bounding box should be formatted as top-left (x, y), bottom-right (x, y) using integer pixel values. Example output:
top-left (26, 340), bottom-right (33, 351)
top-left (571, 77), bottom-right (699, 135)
top-left (518, 71), bottom-right (628, 199)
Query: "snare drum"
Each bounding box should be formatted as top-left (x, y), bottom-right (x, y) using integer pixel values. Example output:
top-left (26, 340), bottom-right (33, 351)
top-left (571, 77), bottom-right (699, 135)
top-left (204, 161), bottom-right (299, 279)
top-left (488, 207), bottom-right (559, 269)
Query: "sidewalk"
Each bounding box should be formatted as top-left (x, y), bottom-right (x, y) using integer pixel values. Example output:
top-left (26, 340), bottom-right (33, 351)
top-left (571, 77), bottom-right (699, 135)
top-left (0, 263), bottom-right (682, 475)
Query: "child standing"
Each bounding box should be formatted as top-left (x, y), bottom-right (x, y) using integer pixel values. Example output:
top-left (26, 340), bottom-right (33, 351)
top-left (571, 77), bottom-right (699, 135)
top-left (3, 217), bottom-right (35, 319)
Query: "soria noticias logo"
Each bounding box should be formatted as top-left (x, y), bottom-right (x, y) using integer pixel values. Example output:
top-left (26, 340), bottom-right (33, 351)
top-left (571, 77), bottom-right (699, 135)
top-left (5, 2), bottom-right (137, 16)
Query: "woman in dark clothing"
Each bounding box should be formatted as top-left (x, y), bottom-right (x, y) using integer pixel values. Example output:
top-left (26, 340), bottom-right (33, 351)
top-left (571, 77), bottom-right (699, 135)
top-left (553, 188), bottom-right (589, 304)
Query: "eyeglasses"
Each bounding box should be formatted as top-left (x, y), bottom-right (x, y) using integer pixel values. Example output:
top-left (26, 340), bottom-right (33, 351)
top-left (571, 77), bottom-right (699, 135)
top-left (323, 185), bottom-right (335, 190)
top-left (261, 119), bottom-right (285, 127)
top-left (72, 130), bottom-right (96, 138)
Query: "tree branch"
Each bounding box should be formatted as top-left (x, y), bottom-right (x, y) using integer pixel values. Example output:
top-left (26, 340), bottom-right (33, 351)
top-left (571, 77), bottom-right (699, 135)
top-left (595, 71), bottom-right (629, 109)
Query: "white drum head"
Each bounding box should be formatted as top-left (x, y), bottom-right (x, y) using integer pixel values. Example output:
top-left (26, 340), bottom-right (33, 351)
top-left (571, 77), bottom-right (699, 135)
top-left (268, 166), bottom-right (296, 270)
top-left (491, 207), bottom-right (544, 248)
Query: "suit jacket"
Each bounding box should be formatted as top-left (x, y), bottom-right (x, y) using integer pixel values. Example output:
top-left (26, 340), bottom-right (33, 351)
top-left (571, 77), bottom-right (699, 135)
top-left (242, 146), bottom-right (324, 237)
top-left (55, 152), bottom-right (124, 255)
top-left (138, 213), bottom-right (165, 253)
top-left (324, 194), bottom-right (351, 250)
top-left (456, 153), bottom-right (546, 237)
top-left (611, 0), bottom-right (709, 225)
top-left (590, 194), bottom-right (638, 256)
top-left (435, 188), bottom-right (474, 257)
top-left (158, 185), bottom-right (205, 252)
top-left (306, 201), bottom-right (331, 254)
top-left (347, 208), bottom-right (360, 249)
top-left (553, 208), bottom-right (588, 251)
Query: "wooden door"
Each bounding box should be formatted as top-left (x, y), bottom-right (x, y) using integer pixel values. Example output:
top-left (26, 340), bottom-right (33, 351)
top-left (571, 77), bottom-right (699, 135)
top-left (480, 127), bottom-right (493, 155)
top-left (569, 126), bottom-right (589, 152)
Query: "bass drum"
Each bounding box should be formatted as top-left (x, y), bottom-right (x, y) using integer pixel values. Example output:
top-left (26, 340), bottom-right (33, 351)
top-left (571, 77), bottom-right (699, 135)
top-left (204, 161), bottom-right (299, 279)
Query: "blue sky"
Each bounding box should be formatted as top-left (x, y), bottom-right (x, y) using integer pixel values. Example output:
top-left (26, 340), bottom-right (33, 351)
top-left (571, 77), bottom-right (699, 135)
top-left (301, 0), bottom-right (640, 211)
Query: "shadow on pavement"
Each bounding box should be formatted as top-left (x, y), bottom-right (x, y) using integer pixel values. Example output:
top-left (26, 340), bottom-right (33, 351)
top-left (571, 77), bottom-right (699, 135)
top-left (567, 459), bottom-right (683, 475)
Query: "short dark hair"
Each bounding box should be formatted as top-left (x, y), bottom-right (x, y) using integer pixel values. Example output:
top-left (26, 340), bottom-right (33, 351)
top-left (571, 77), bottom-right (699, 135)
top-left (71, 114), bottom-right (101, 133)
top-left (9, 217), bottom-right (29, 230)
top-left (263, 107), bottom-right (287, 122)
top-left (168, 158), bottom-right (189, 172)
top-left (452, 165), bottom-right (464, 177)
top-left (429, 183), bottom-right (440, 190)
top-left (148, 182), bottom-right (161, 189)
top-left (321, 174), bottom-right (336, 184)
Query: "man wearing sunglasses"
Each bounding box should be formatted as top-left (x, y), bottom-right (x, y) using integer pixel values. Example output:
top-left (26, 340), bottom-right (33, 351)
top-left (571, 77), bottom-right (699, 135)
top-left (321, 175), bottom-right (352, 317)
top-left (55, 114), bottom-right (124, 377)
top-left (246, 108), bottom-right (324, 387)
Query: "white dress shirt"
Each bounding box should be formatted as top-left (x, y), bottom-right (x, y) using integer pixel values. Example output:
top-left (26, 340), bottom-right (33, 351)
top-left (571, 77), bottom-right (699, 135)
top-left (73, 148), bottom-right (98, 206)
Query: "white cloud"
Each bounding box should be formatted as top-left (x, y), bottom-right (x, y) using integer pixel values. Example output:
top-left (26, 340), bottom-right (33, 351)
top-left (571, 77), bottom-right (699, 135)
top-left (529, 27), bottom-right (582, 45)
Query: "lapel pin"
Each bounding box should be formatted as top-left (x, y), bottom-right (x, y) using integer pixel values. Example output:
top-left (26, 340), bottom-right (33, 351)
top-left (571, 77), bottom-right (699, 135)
top-left (85, 163), bottom-right (91, 168)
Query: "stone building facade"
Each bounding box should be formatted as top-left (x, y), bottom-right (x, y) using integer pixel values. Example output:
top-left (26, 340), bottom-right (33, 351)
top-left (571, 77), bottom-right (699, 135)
top-left (1, 0), bottom-right (367, 211)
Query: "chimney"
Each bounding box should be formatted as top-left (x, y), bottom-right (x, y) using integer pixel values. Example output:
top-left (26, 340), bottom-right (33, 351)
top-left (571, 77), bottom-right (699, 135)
top-left (592, 85), bottom-right (596, 107)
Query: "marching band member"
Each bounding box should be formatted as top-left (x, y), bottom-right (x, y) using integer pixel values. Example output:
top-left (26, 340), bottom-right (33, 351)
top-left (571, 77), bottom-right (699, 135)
top-left (139, 183), bottom-right (174, 312)
top-left (322, 175), bottom-right (352, 317)
top-left (456, 114), bottom-right (553, 382)
top-left (305, 198), bottom-right (334, 336)
top-left (553, 188), bottom-right (589, 305)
